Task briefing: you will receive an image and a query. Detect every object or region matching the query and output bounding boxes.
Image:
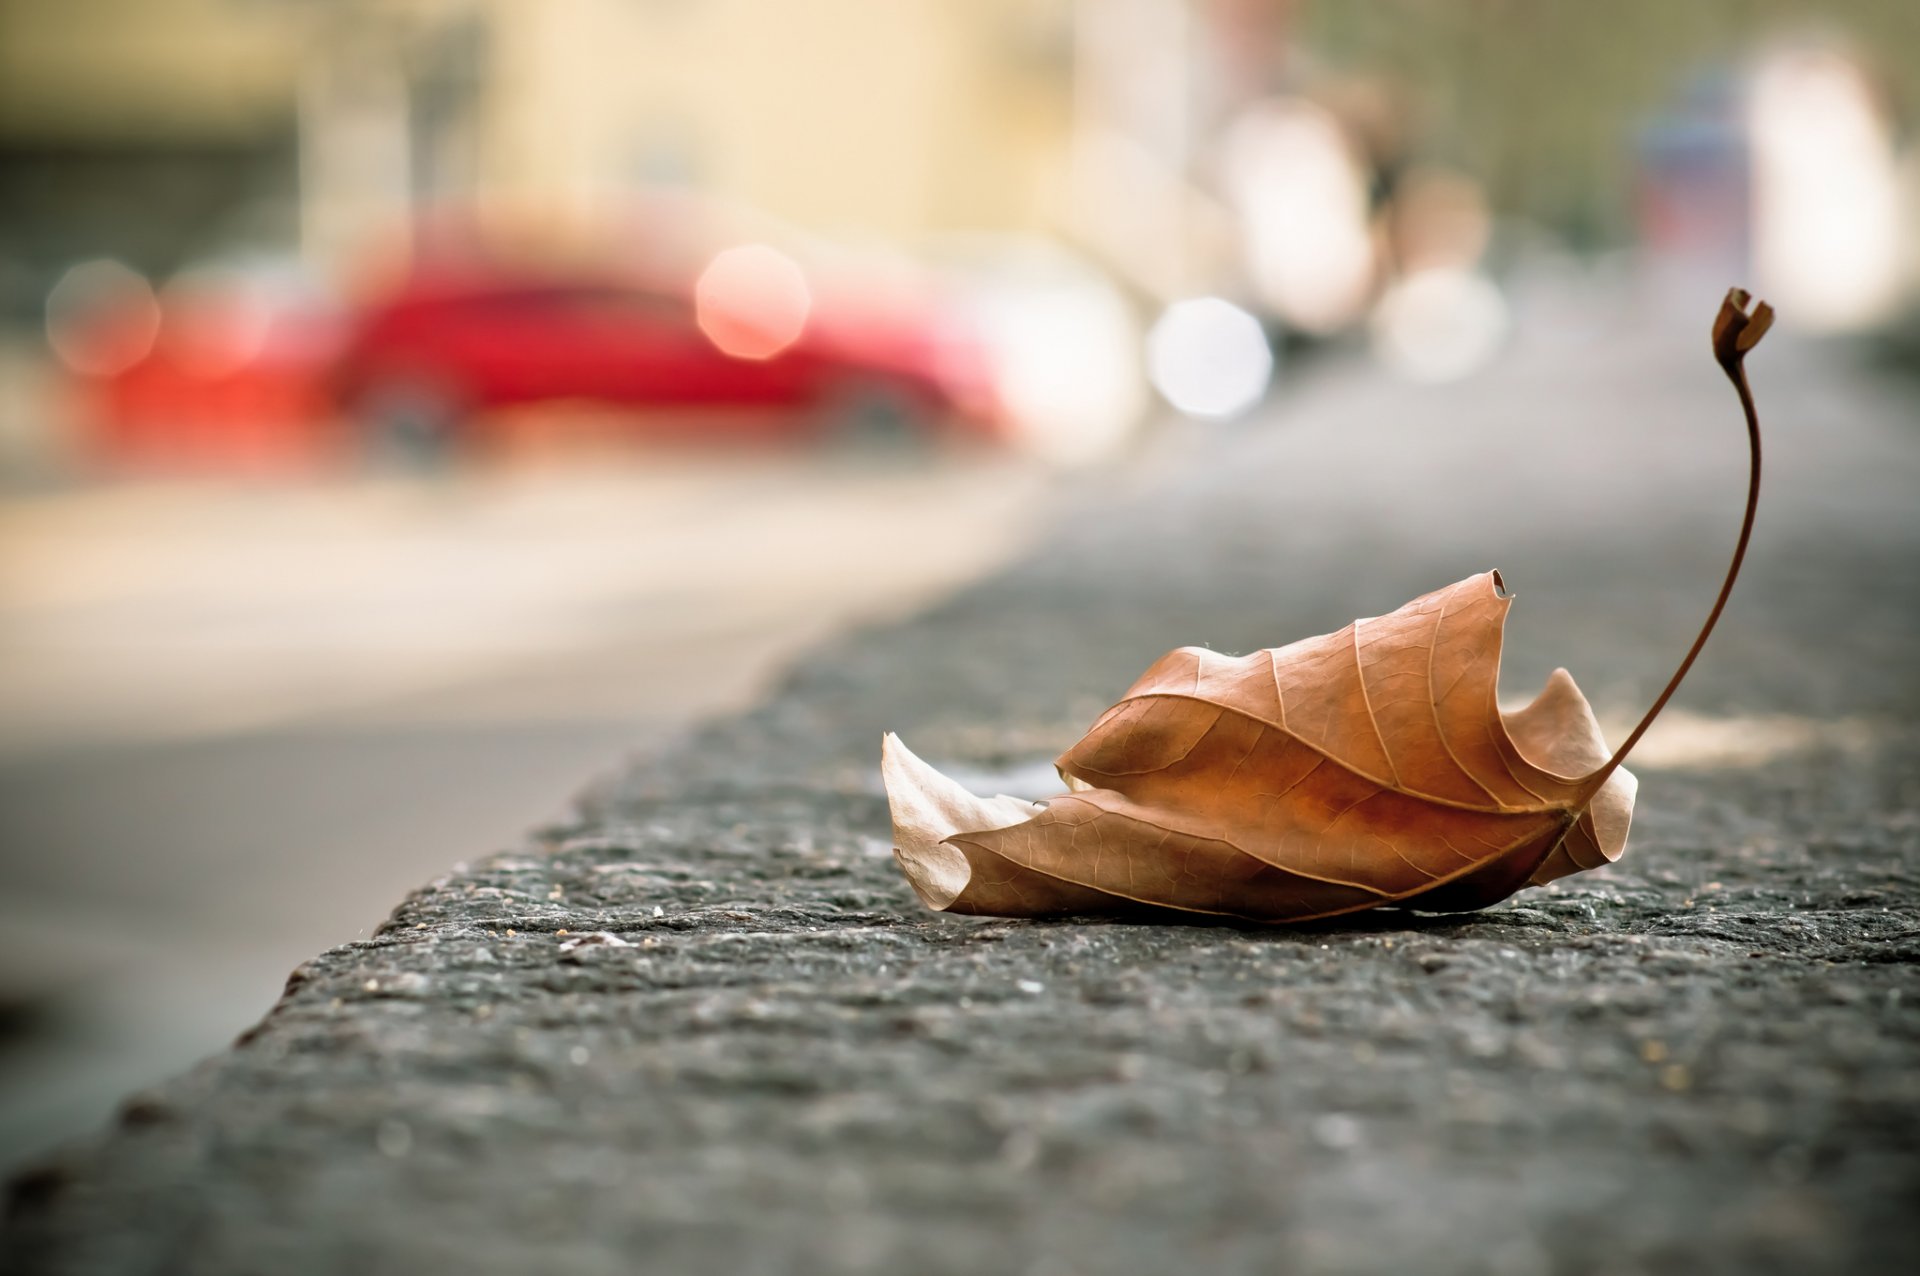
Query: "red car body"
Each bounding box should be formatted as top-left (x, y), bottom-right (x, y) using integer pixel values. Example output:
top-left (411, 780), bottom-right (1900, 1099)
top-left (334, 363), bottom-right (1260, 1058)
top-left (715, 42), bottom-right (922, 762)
top-left (330, 265), bottom-right (1003, 453)
top-left (69, 250), bottom-right (1004, 471)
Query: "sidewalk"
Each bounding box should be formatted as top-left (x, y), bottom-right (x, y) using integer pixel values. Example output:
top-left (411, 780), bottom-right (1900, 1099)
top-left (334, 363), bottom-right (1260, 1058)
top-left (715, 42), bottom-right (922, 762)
top-left (5, 292), bottom-right (1917, 1275)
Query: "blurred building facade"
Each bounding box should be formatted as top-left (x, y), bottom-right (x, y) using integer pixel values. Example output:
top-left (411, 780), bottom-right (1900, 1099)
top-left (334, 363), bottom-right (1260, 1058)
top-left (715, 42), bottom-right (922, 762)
top-left (3, 0), bottom-right (1916, 418)
top-left (2, 1), bottom-right (1303, 305)
top-left (296, 0), bottom-right (1087, 266)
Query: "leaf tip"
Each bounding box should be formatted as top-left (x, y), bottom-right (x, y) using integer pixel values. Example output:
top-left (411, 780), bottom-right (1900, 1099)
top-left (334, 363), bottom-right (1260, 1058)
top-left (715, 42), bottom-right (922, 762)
top-left (880, 734), bottom-right (1047, 914)
top-left (880, 735), bottom-right (972, 911)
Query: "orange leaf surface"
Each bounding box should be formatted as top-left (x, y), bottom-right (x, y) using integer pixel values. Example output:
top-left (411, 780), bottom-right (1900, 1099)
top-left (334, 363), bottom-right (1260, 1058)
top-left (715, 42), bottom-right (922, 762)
top-left (884, 289), bottom-right (1772, 924)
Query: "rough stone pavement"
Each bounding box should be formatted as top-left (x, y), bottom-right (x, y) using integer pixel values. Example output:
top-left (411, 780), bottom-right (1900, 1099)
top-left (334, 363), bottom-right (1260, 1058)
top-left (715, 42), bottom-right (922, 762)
top-left (5, 298), bottom-right (1918, 1275)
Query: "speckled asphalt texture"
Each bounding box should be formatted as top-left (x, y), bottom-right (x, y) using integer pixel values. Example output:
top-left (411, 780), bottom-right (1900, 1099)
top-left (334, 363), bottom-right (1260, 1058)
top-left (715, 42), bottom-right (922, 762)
top-left (5, 306), bottom-right (1917, 1275)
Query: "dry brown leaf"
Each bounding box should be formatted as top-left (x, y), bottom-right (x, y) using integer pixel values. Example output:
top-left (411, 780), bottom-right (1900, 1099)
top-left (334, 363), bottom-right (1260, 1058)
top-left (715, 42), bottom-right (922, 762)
top-left (884, 289), bottom-right (1773, 923)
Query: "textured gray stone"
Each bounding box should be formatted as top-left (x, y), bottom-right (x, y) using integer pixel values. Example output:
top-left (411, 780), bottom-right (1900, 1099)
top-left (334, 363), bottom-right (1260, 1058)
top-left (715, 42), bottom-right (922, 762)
top-left (5, 316), bottom-right (1917, 1275)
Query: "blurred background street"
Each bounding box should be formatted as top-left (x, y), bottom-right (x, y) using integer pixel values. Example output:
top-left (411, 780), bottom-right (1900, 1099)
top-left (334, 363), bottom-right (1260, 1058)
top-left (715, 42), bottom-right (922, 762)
top-left (0, 451), bottom-right (1050, 1167)
top-left (2, 0), bottom-right (1919, 1184)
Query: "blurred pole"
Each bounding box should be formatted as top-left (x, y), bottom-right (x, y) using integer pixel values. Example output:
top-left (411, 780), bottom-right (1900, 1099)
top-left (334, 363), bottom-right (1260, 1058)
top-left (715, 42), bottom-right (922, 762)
top-left (1069, 0), bottom-right (1198, 299)
top-left (298, 11), bottom-right (413, 279)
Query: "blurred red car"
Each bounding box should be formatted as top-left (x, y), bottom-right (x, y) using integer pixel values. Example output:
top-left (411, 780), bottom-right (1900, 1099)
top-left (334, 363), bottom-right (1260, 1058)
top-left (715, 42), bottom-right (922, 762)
top-left (60, 240), bottom-right (1006, 472)
top-left (330, 259), bottom-right (1003, 459)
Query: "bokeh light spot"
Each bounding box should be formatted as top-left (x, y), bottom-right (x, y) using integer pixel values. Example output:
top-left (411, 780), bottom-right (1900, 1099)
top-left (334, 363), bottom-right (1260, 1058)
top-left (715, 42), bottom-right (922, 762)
top-left (46, 259), bottom-right (162, 377)
top-left (695, 244), bottom-right (812, 360)
top-left (1146, 298), bottom-right (1273, 419)
top-left (1370, 269), bottom-right (1509, 384)
top-left (161, 268), bottom-right (276, 377)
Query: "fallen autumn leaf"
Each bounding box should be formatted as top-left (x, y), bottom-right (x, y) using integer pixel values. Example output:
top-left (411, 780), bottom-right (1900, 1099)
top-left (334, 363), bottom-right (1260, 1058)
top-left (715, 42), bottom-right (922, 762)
top-left (884, 288), bottom-right (1773, 923)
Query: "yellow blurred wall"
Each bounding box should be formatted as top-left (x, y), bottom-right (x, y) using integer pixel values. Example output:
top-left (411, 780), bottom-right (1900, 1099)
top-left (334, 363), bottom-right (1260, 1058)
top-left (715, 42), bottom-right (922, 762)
top-left (0, 0), bottom-right (1077, 253)
top-left (480, 0), bottom-right (1073, 240)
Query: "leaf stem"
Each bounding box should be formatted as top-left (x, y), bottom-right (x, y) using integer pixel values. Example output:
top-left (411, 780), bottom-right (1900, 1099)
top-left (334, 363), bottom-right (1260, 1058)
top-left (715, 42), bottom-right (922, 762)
top-left (1581, 288), bottom-right (1771, 799)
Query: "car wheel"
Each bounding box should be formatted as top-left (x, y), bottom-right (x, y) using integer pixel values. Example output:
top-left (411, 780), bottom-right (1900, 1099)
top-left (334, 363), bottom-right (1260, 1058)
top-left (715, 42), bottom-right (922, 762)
top-left (823, 379), bottom-right (934, 454)
top-left (356, 377), bottom-right (465, 470)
